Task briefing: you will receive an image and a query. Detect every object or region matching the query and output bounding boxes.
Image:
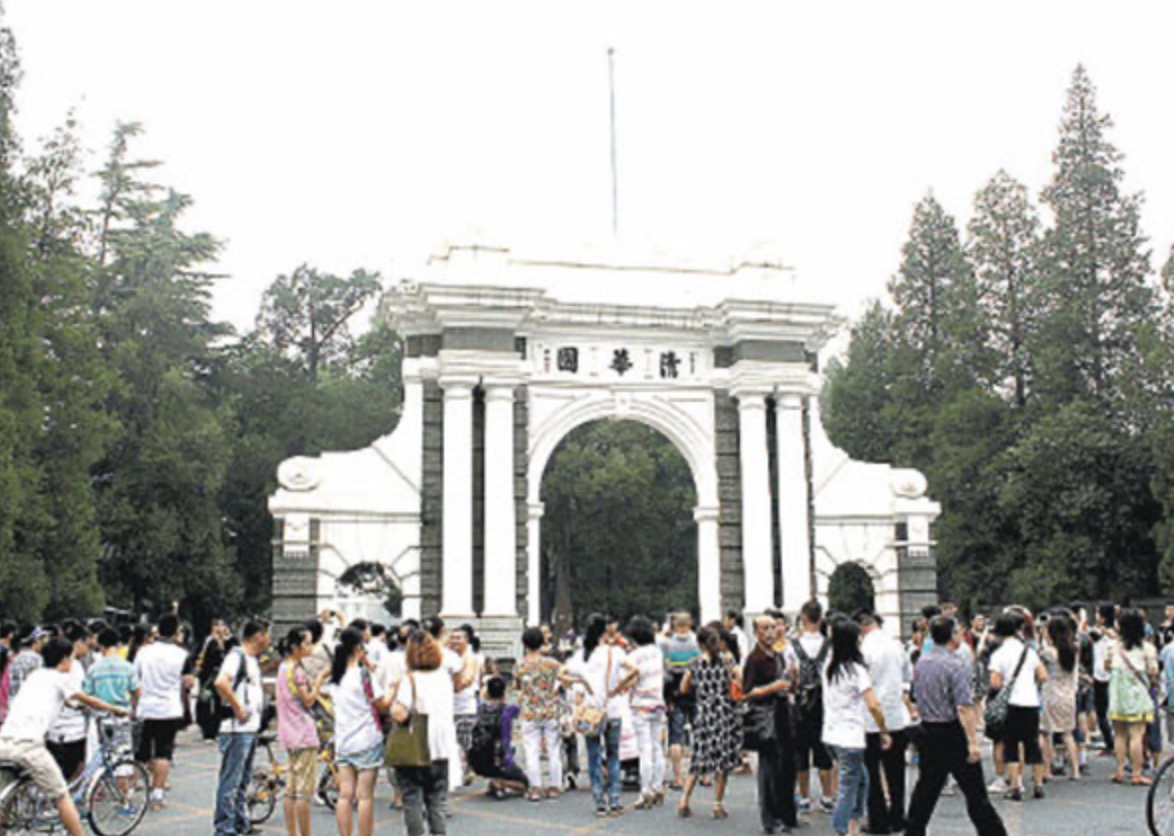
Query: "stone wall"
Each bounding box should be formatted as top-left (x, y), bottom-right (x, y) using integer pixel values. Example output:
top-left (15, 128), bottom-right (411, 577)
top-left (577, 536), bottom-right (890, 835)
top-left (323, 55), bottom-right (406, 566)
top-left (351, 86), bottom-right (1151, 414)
top-left (714, 391), bottom-right (744, 613)
top-left (419, 379), bottom-right (444, 616)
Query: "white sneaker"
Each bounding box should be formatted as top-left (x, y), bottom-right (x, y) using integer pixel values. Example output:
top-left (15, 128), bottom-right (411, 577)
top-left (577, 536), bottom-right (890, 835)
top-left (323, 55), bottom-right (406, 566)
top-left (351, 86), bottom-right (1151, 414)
top-left (987, 776), bottom-right (1007, 794)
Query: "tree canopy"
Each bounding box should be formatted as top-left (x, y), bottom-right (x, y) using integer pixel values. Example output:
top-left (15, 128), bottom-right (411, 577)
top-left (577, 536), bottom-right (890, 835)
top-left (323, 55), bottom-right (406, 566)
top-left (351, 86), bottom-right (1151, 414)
top-left (825, 66), bottom-right (1174, 613)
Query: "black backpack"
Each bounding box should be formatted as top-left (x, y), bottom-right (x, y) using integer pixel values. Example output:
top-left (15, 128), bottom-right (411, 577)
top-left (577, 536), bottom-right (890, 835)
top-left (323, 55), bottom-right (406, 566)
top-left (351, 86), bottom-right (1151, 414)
top-left (793, 637), bottom-right (829, 720)
top-left (215, 648), bottom-right (250, 723)
top-left (469, 703), bottom-right (504, 767)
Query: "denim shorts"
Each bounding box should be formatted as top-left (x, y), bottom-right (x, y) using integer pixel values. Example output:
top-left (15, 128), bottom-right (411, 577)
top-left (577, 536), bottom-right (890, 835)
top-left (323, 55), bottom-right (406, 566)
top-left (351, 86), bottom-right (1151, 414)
top-left (668, 706), bottom-right (694, 746)
top-left (337, 742), bottom-right (384, 771)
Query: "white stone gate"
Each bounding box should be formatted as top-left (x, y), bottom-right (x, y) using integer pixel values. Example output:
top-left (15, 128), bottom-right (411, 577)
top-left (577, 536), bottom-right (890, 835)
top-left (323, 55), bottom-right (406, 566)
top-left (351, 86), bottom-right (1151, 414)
top-left (269, 244), bottom-right (940, 647)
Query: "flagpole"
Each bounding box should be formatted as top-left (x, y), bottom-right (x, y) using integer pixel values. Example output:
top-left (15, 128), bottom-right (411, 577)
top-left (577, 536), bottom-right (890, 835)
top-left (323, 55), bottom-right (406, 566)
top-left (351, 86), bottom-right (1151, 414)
top-left (608, 47), bottom-right (618, 236)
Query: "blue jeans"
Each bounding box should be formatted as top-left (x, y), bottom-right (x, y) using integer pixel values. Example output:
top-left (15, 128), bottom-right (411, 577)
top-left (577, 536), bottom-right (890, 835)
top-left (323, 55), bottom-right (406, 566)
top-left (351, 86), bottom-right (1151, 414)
top-left (214, 732), bottom-right (257, 836)
top-left (586, 718), bottom-right (622, 808)
top-left (830, 745), bottom-right (868, 835)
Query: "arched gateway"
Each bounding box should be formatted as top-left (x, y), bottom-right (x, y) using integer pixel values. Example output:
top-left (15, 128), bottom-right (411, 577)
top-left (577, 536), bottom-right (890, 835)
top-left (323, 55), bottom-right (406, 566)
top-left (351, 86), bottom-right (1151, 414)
top-left (269, 244), bottom-right (940, 653)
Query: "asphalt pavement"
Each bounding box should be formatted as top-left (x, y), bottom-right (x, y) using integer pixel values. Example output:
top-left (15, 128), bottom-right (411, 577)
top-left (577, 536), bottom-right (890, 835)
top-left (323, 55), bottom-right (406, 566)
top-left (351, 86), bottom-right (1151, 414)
top-left (148, 728), bottom-right (1153, 836)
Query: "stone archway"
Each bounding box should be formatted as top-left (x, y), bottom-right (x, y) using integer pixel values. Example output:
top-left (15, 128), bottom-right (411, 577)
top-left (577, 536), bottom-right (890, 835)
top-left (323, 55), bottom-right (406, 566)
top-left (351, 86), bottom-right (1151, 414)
top-left (526, 389), bottom-right (721, 626)
top-left (268, 243), bottom-right (941, 651)
top-left (536, 418), bottom-right (699, 628)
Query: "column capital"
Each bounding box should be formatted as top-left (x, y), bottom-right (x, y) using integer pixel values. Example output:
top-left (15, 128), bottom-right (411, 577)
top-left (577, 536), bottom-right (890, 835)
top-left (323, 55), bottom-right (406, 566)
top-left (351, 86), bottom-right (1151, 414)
top-left (483, 380), bottom-right (522, 402)
top-left (438, 375), bottom-right (478, 395)
top-left (693, 505), bottom-right (721, 524)
top-left (730, 388), bottom-right (770, 410)
top-left (774, 391), bottom-right (805, 410)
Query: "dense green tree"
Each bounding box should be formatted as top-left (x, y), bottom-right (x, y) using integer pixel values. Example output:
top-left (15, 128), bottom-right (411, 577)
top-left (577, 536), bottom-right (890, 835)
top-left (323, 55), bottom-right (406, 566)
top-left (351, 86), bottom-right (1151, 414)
top-left (254, 264), bottom-right (381, 381)
top-left (967, 171), bottom-right (1042, 408)
top-left (23, 118), bottom-right (117, 619)
top-left (540, 421), bottom-right (697, 626)
top-left (0, 13), bottom-right (47, 621)
top-left (998, 403), bottom-right (1160, 610)
top-left (821, 302), bottom-right (897, 463)
top-left (1036, 65), bottom-right (1154, 409)
top-left (888, 193), bottom-right (986, 396)
top-left (217, 285), bottom-right (402, 615)
top-left (91, 123), bottom-right (239, 618)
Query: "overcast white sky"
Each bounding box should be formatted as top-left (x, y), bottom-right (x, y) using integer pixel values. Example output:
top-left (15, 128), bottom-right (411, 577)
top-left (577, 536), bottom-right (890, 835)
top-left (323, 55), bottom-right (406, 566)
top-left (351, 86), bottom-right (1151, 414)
top-left (6, 1), bottom-right (1174, 334)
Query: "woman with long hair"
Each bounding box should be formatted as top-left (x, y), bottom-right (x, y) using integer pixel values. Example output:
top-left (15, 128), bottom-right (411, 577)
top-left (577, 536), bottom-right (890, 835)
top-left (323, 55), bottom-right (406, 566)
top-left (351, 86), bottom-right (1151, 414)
top-left (276, 626), bottom-right (329, 836)
top-left (676, 622), bottom-right (741, 820)
top-left (1041, 615), bottom-right (1081, 780)
top-left (390, 630), bottom-right (457, 836)
top-left (1106, 609), bottom-right (1158, 785)
top-left (331, 627), bottom-right (392, 836)
top-left (561, 613), bottom-right (627, 817)
top-left (821, 618), bottom-right (890, 836)
top-left (616, 615), bottom-right (665, 809)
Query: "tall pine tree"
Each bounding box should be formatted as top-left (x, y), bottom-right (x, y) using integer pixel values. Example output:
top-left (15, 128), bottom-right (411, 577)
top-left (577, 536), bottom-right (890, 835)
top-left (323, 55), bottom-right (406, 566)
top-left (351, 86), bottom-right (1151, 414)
top-left (967, 171), bottom-right (1042, 408)
top-left (1036, 65), bottom-right (1154, 409)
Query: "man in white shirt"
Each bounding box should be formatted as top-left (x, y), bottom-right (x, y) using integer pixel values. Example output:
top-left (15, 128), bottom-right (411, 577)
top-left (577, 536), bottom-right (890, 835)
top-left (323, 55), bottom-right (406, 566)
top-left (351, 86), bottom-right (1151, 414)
top-left (134, 614), bottom-right (195, 809)
top-left (723, 610), bottom-right (749, 660)
top-left (0, 637), bottom-right (127, 836)
top-left (1091, 603), bottom-right (1117, 752)
top-left (213, 620), bottom-right (270, 836)
top-left (449, 626), bottom-right (483, 784)
top-left (45, 623), bottom-right (91, 784)
top-left (988, 612), bottom-right (1048, 801)
top-left (860, 611), bottom-right (913, 833)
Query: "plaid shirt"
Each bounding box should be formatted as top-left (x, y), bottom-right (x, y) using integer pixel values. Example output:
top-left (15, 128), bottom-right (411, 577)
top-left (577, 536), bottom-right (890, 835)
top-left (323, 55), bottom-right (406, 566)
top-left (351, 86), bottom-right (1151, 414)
top-left (913, 645), bottom-right (973, 723)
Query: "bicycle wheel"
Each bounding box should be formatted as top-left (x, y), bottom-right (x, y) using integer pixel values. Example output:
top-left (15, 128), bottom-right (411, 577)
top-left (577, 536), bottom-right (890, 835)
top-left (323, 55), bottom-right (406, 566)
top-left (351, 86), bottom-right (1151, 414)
top-left (86, 759), bottom-right (150, 836)
top-left (1148, 756), bottom-right (1174, 836)
top-left (317, 762), bottom-right (339, 810)
top-left (245, 770), bottom-right (278, 824)
top-left (0, 778), bottom-right (40, 835)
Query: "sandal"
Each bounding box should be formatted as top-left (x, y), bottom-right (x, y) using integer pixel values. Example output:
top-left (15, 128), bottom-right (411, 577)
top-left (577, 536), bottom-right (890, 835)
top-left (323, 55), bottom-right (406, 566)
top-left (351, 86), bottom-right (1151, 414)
top-left (677, 801), bottom-right (692, 818)
top-left (713, 803), bottom-right (728, 819)
top-left (1132, 776), bottom-right (1153, 786)
top-left (1111, 773), bottom-right (1126, 784)
top-left (526, 789), bottom-right (543, 802)
top-left (544, 787), bottom-right (560, 799)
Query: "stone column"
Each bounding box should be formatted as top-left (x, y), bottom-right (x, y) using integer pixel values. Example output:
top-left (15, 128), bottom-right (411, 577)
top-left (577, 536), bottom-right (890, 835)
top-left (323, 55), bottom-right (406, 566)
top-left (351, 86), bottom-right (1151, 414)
top-left (440, 376), bottom-right (476, 618)
top-left (482, 382), bottom-right (518, 616)
top-left (695, 505), bottom-right (722, 625)
top-left (526, 502), bottom-right (544, 626)
top-left (775, 392), bottom-right (812, 613)
top-left (735, 391), bottom-right (774, 614)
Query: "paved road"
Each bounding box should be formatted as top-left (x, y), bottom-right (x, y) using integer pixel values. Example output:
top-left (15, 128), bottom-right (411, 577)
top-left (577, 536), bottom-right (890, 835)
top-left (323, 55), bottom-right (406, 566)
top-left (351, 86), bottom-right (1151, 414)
top-left (148, 729), bottom-right (1153, 836)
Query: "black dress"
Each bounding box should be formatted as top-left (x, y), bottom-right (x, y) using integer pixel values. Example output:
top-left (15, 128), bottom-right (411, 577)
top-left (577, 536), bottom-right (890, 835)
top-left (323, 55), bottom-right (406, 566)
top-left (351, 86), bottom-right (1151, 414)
top-left (687, 655), bottom-right (742, 775)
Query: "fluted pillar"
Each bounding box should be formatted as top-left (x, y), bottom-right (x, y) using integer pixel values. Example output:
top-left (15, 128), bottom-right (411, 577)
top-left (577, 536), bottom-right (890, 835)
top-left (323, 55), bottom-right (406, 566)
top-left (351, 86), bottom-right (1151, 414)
top-left (735, 391), bottom-right (774, 613)
top-left (482, 382), bottom-right (518, 616)
top-left (440, 377), bottom-right (476, 618)
top-left (526, 502), bottom-right (544, 626)
top-left (775, 392), bottom-right (812, 613)
top-left (694, 505), bottom-right (722, 625)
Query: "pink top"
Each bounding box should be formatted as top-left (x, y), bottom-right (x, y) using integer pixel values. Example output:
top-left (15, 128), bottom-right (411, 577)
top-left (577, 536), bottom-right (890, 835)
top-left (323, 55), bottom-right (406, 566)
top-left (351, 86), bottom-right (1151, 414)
top-left (276, 661), bottom-right (320, 751)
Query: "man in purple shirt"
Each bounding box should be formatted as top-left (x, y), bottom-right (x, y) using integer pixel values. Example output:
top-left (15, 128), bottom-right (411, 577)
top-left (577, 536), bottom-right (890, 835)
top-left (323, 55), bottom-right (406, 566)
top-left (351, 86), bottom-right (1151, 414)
top-left (905, 617), bottom-right (1006, 836)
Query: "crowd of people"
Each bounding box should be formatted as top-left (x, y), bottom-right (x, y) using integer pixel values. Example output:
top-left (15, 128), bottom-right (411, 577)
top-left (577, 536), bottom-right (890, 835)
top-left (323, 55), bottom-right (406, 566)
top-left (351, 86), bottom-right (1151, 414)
top-left (1, 598), bottom-right (1173, 836)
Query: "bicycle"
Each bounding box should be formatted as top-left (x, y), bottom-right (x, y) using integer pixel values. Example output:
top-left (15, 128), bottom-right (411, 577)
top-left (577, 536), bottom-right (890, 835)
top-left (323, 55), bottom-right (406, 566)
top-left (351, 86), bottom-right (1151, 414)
top-left (0, 714), bottom-right (150, 836)
top-left (1148, 754), bottom-right (1174, 835)
top-left (245, 734), bottom-right (339, 824)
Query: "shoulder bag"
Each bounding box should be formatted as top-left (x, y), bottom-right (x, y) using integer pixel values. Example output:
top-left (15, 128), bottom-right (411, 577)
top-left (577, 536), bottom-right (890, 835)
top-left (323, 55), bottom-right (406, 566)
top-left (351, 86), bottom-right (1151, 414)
top-left (571, 647), bottom-right (610, 737)
top-left (384, 673), bottom-right (431, 768)
top-left (742, 653), bottom-right (782, 752)
top-left (983, 645), bottom-right (1028, 738)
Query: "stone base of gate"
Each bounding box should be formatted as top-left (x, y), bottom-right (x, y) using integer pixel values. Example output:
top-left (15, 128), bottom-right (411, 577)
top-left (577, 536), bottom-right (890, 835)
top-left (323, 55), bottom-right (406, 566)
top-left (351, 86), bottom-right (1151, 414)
top-left (464, 615), bottom-right (526, 662)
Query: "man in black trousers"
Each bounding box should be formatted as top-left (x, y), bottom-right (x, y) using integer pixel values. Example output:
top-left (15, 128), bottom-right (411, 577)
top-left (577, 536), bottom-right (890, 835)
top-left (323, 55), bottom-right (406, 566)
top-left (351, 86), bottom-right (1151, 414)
top-left (743, 613), bottom-right (798, 834)
top-left (905, 616), bottom-right (1007, 836)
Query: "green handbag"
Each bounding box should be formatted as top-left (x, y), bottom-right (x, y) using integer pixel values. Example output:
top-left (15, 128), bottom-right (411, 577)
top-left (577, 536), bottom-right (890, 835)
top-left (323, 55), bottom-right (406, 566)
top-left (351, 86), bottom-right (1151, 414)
top-left (384, 674), bottom-right (431, 768)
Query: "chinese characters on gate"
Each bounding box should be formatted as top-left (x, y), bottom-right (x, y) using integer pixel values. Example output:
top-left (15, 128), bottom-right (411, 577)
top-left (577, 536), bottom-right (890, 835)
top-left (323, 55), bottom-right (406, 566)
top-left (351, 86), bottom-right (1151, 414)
top-left (541, 346), bottom-right (688, 379)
